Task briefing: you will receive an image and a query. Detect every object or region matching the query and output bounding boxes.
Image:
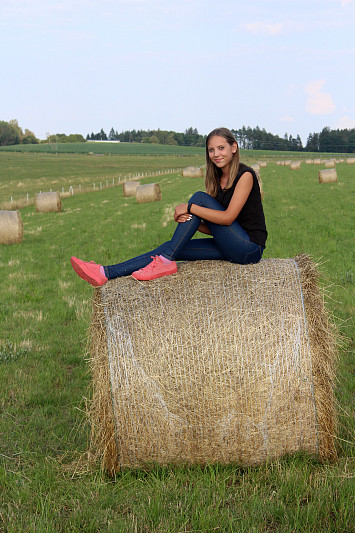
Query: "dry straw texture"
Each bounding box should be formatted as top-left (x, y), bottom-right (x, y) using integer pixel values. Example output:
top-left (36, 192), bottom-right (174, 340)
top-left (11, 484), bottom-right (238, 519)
top-left (250, 164), bottom-right (264, 201)
top-left (318, 169), bottom-right (338, 184)
top-left (0, 210), bottom-right (23, 244)
top-left (136, 183), bottom-right (162, 204)
top-left (346, 158), bottom-right (355, 164)
top-left (88, 256), bottom-right (337, 473)
top-left (35, 191), bottom-right (62, 213)
top-left (290, 162), bottom-right (301, 170)
top-left (123, 181), bottom-right (141, 197)
top-left (250, 163), bottom-right (260, 175)
top-left (182, 167), bottom-right (204, 178)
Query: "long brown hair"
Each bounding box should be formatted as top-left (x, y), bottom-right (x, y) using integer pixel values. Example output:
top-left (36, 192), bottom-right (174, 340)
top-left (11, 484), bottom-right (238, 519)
top-left (205, 127), bottom-right (240, 197)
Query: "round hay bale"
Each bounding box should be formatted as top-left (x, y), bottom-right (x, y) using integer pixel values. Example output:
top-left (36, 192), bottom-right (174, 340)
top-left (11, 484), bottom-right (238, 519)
top-left (250, 164), bottom-right (263, 200)
top-left (136, 183), bottom-right (162, 204)
top-left (0, 210), bottom-right (23, 244)
top-left (35, 192), bottom-right (62, 213)
top-left (182, 167), bottom-right (204, 178)
top-left (250, 163), bottom-right (260, 174)
top-left (123, 181), bottom-right (141, 197)
top-left (318, 169), bottom-right (337, 183)
top-left (258, 161), bottom-right (267, 168)
top-left (290, 161), bottom-right (301, 170)
top-left (324, 160), bottom-right (335, 168)
top-left (346, 158), bottom-right (355, 164)
top-left (313, 158), bottom-right (321, 165)
top-left (88, 256), bottom-right (337, 473)
top-left (305, 159), bottom-right (313, 164)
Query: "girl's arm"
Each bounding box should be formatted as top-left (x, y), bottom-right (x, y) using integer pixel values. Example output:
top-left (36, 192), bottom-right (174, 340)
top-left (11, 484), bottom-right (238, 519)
top-left (174, 172), bottom-right (253, 226)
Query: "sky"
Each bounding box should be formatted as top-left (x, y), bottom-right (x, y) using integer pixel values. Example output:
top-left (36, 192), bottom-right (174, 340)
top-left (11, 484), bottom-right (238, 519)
top-left (1, 0), bottom-right (354, 144)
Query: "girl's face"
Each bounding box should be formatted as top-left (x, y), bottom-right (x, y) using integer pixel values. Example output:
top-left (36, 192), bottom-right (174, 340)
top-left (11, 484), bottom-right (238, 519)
top-left (207, 135), bottom-right (237, 171)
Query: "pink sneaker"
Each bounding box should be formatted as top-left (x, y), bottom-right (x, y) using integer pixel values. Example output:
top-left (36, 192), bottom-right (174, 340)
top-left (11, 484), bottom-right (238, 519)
top-left (132, 256), bottom-right (177, 281)
top-left (70, 257), bottom-right (108, 287)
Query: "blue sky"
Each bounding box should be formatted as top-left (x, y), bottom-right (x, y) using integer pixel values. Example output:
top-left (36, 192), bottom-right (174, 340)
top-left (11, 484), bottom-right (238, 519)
top-left (1, 0), bottom-right (354, 144)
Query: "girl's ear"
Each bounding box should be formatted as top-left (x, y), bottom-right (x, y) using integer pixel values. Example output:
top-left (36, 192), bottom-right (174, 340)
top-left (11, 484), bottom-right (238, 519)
top-left (232, 142), bottom-right (238, 153)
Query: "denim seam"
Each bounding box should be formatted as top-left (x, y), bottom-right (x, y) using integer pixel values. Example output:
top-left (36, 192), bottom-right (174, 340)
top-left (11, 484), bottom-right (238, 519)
top-left (169, 220), bottom-right (198, 258)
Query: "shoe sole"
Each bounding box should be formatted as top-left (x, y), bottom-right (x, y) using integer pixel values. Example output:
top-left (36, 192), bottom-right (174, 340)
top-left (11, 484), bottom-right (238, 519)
top-left (70, 257), bottom-right (101, 287)
top-left (132, 265), bottom-right (178, 281)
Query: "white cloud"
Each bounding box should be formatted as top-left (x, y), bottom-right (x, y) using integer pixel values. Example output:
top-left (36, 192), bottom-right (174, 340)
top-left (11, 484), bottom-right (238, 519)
top-left (244, 22), bottom-right (284, 35)
top-left (305, 80), bottom-right (336, 115)
top-left (337, 0), bottom-right (355, 6)
top-left (334, 115), bottom-right (355, 129)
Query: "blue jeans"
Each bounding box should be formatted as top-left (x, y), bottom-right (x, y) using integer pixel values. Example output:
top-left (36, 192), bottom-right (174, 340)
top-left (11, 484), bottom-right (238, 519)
top-left (104, 191), bottom-right (264, 279)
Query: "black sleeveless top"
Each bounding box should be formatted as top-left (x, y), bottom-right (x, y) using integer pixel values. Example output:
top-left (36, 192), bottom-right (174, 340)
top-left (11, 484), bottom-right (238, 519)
top-left (214, 163), bottom-right (267, 248)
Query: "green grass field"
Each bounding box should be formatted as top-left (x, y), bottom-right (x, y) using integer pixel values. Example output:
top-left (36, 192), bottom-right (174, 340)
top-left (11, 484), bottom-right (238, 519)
top-left (0, 141), bottom-right (206, 155)
top-left (0, 153), bottom-right (354, 532)
top-left (0, 146), bottom-right (348, 209)
top-left (0, 150), bottom-right (207, 209)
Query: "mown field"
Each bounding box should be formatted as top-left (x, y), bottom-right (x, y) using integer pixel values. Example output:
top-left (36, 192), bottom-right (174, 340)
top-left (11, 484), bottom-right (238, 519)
top-left (0, 142), bottom-right (206, 156)
top-left (0, 150), bottom-right (205, 209)
top-left (0, 145), bottom-right (347, 209)
top-left (0, 151), bottom-right (354, 532)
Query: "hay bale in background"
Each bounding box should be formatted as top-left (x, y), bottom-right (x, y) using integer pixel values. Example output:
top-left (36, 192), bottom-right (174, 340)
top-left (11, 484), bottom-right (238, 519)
top-left (313, 158), bottom-right (321, 165)
top-left (0, 210), bottom-right (23, 244)
top-left (346, 158), bottom-right (355, 164)
top-left (258, 161), bottom-right (267, 168)
top-left (306, 159), bottom-right (313, 164)
top-left (123, 181), bottom-right (141, 197)
top-left (319, 169), bottom-right (338, 183)
top-left (325, 160), bottom-right (335, 168)
top-left (250, 163), bottom-right (260, 175)
top-left (290, 161), bottom-right (301, 170)
top-left (182, 167), bottom-right (204, 178)
top-left (88, 256), bottom-right (337, 473)
top-left (35, 192), bottom-right (62, 213)
top-left (136, 183), bottom-right (162, 203)
top-left (250, 164), bottom-right (264, 200)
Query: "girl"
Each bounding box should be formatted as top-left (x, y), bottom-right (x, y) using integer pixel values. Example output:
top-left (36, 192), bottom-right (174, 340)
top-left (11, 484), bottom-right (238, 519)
top-left (71, 127), bottom-right (267, 285)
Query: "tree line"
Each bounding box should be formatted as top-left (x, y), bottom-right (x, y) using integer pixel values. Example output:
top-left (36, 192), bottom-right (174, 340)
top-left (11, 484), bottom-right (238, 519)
top-left (231, 126), bottom-right (355, 153)
top-left (0, 120), bottom-right (39, 146)
top-left (0, 120), bottom-right (86, 146)
top-left (86, 127), bottom-right (205, 147)
top-left (1, 119), bottom-right (354, 152)
top-left (87, 125), bottom-right (355, 153)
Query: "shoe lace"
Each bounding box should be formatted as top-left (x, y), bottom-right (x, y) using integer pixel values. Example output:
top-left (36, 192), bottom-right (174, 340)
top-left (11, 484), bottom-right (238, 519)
top-left (143, 256), bottom-right (159, 272)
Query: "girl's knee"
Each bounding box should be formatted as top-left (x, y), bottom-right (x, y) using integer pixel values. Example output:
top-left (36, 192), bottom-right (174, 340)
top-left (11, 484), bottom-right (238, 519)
top-left (189, 191), bottom-right (212, 204)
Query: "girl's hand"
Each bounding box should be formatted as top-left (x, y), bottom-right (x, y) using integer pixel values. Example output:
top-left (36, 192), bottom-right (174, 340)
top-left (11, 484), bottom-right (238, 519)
top-left (174, 203), bottom-right (189, 222)
top-left (176, 214), bottom-right (192, 223)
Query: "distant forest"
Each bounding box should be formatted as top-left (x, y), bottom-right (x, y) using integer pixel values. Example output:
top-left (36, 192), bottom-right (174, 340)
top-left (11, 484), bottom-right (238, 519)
top-left (87, 126), bottom-right (355, 153)
top-left (1, 120), bottom-right (354, 152)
